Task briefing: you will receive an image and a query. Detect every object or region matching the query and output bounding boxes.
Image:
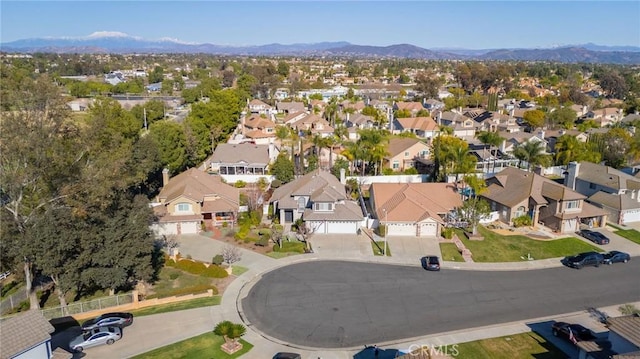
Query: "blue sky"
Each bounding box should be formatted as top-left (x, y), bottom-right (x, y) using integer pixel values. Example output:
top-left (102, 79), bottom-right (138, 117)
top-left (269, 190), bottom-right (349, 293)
top-left (1, 1), bottom-right (639, 49)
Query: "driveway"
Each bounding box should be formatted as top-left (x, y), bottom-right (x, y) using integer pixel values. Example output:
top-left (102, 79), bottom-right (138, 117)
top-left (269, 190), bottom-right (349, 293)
top-left (241, 260), bottom-right (640, 348)
top-left (309, 234), bottom-right (373, 259)
top-left (386, 236), bottom-right (442, 265)
top-left (581, 227), bottom-right (640, 256)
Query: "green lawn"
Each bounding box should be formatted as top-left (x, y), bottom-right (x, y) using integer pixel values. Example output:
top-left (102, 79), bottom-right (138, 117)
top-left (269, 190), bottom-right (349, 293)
top-left (614, 229), bottom-right (640, 245)
top-left (131, 332), bottom-right (252, 359)
top-left (440, 242), bottom-right (464, 261)
top-left (231, 265), bottom-right (248, 276)
top-left (267, 241), bottom-right (307, 258)
top-left (455, 332), bottom-right (565, 359)
top-left (128, 296), bottom-right (221, 317)
top-left (460, 226), bottom-right (602, 262)
top-left (147, 267), bottom-right (217, 299)
top-left (371, 241), bottom-right (391, 256)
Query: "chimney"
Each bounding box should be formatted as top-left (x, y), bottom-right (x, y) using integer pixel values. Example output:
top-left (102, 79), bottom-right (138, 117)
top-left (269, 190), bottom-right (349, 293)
top-left (340, 168), bottom-right (346, 185)
top-left (268, 142), bottom-right (275, 161)
top-left (509, 108), bottom-right (515, 117)
top-left (162, 168), bottom-right (170, 187)
top-left (565, 162), bottom-right (580, 190)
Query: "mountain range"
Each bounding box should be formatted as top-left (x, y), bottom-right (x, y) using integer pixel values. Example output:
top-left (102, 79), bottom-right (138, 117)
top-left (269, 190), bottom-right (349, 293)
top-left (2, 32), bottom-right (639, 64)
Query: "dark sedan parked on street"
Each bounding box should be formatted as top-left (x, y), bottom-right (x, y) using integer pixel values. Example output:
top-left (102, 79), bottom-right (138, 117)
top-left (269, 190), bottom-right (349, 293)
top-left (81, 312), bottom-right (134, 331)
top-left (578, 229), bottom-right (610, 245)
top-left (561, 252), bottom-right (604, 269)
top-left (421, 256), bottom-right (441, 271)
top-left (603, 250), bottom-right (631, 265)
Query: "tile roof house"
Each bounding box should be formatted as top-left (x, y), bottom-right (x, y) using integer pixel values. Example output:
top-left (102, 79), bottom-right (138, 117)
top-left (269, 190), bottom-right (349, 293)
top-left (393, 101), bottom-right (425, 117)
top-left (291, 114), bottom-right (335, 138)
top-left (270, 170), bottom-right (364, 234)
top-left (369, 183), bottom-right (462, 237)
top-left (205, 142), bottom-right (277, 181)
top-left (436, 111), bottom-right (476, 138)
top-left (276, 101), bottom-right (306, 114)
top-left (384, 138), bottom-right (431, 173)
top-left (152, 168), bottom-right (240, 235)
top-left (248, 99), bottom-right (274, 116)
top-left (585, 108), bottom-right (624, 127)
top-left (0, 310), bottom-right (57, 359)
top-left (393, 116), bottom-right (439, 139)
top-left (344, 113), bottom-right (376, 130)
top-left (242, 115), bottom-right (276, 145)
top-left (482, 167), bottom-right (608, 233)
top-left (565, 161), bottom-right (640, 225)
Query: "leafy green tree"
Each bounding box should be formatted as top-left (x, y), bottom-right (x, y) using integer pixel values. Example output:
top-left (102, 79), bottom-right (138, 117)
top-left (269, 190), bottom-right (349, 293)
top-left (523, 109), bottom-right (546, 129)
top-left (475, 131), bottom-right (504, 173)
top-left (395, 109), bottom-right (412, 118)
top-left (149, 66), bottom-right (164, 84)
top-left (277, 61), bottom-right (290, 77)
top-left (548, 107), bottom-right (577, 129)
top-left (458, 175), bottom-right (490, 236)
top-left (330, 158), bottom-right (350, 179)
top-left (416, 109), bottom-right (431, 117)
top-left (130, 99), bottom-right (166, 128)
top-left (512, 140), bottom-right (551, 171)
top-left (149, 121), bottom-right (189, 173)
top-left (270, 153), bottom-right (295, 183)
top-left (554, 135), bottom-right (601, 166)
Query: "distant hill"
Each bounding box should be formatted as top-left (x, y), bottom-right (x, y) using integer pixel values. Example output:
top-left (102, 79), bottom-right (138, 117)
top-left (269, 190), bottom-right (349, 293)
top-left (2, 32), bottom-right (639, 64)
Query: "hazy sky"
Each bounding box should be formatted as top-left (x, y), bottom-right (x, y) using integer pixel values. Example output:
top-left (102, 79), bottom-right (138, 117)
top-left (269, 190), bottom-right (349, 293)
top-left (1, 1), bottom-right (639, 49)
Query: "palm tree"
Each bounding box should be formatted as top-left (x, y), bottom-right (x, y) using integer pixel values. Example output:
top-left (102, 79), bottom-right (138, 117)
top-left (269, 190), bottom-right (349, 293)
top-left (554, 134), bottom-right (581, 166)
top-left (514, 140), bottom-right (550, 171)
top-left (476, 131), bottom-right (503, 173)
top-left (275, 125), bottom-right (290, 157)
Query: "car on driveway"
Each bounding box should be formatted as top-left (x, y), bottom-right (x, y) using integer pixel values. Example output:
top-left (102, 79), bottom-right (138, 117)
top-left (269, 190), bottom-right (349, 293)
top-left (421, 256), bottom-right (440, 271)
top-left (81, 312), bottom-right (133, 331)
top-left (578, 229), bottom-right (610, 245)
top-left (70, 326), bottom-right (122, 352)
top-left (561, 252), bottom-right (604, 269)
top-left (603, 250), bottom-right (631, 265)
top-left (551, 322), bottom-right (596, 344)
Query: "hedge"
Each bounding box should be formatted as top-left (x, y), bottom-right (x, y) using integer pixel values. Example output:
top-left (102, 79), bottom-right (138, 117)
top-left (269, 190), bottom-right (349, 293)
top-left (146, 284), bottom-right (218, 299)
top-left (167, 259), bottom-right (228, 278)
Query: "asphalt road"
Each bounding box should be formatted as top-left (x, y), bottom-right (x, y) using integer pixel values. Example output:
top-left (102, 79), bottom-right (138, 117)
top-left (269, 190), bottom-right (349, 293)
top-left (242, 260), bottom-right (640, 348)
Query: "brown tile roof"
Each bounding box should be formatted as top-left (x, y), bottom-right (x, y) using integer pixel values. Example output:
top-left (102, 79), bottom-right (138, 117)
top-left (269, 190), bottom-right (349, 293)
top-left (395, 116), bottom-right (438, 132)
top-left (249, 99), bottom-right (270, 108)
top-left (157, 168), bottom-right (239, 206)
top-left (607, 315), bottom-right (640, 347)
top-left (244, 115), bottom-right (275, 130)
top-left (209, 143), bottom-right (271, 165)
top-left (588, 191), bottom-right (640, 210)
top-left (1, 310), bottom-right (54, 359)
top-left (386, 138), bottom-right (427, 157)
top-left (395, 101), bottom-right (424, 111)
top-left (370, 183), bottom-right (462, 223)
top-left (576, 162), bottom-right (640, 191)
top-left (276, 101), bottom-right (305, 113)
top-left (245, 129), bottom-right (275, 139)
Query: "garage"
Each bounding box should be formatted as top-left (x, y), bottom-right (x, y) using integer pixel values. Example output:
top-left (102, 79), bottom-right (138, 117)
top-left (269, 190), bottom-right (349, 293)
top-left (418, 222), bottom-right (438, 237)
top-left (622, 209), bottom-right (640, 224)
top-left (307, 221), bottom-right (358, 234)
top-left (152, 221), bottom-right (200, 236)
top-left (387, 223), bottom-right (416, 236)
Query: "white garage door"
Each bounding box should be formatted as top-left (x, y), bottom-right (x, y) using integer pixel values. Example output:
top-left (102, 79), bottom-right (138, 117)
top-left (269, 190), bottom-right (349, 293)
top-left (622, 210), bottom-right (640, 224)
top-left (151, 222), bottom-right (178, 236)
top-left (179, 221), bottom-right (199, 234)
top-left (387, 223), bottom-right (416, 236)
top-left (419, 223), bottom-right (438, 237)
top-left (307, 221), bottom-right (326, 234)
top-left (326, 221), bottom-right (357, 234)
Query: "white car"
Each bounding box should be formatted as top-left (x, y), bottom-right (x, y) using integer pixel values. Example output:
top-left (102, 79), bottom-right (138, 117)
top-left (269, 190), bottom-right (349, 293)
top-left (70, 326), bottom-right (122, 352)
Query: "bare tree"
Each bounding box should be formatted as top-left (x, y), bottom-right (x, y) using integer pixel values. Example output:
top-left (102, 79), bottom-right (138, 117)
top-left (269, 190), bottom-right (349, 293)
top-left (222, 245), bottom-right (242, 265)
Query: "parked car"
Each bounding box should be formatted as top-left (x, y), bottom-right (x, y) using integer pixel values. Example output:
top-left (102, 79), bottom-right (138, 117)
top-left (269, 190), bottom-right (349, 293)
top-left (81, 312), bottom-right (133, 331)
top-left (561, 252), bottom-right (604, 269)
top-left (578, 229), bottom-right (610, 245)
top-left (603, 250), bottom-right (631, 265)
top-left (273, 353), bottom-right (302, 359)
top-left (421, 256), bottom-right (440, 271)
top-left (551, 322), bottom-right (596, 344)
top-left (70, 326), bottom-right (122, 352)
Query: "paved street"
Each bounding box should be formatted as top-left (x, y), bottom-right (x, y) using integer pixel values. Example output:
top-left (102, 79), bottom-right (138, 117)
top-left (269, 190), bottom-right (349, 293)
top-left (241, 260), bottom-right (640, 348)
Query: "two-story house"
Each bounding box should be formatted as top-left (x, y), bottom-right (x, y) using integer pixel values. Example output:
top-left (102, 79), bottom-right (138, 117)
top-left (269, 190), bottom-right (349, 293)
top-left (152, 168), bottom-right (240, 235)
top-left (291, 113), bottom-right (334, 138)
top-left (269, 170), bottom-right (364, 234)
top-left (276, 101), bottom-right (306, 115)
top-left (393, 116), bottom-right (439, 139)
top-left (384, 138), bottom-right (431, 173)
top-left (423, 98), bottom-right (444, 112)
top-left (393, 101), bottom-right (425, 117)
top-left (248, 99), bottom-right (275, 116)
top-left (565, 161), bottom-right (640, 225)
top-left (482, 167), bottom-right (608, 233)
top-left (205, 142), bottom-right (277, 182)
top-left (436, 111), bottom-right (476, 138)
top-left (242, 115), bottom-right (277, 144)
top-left (585, 108), bottom-right (624, 127)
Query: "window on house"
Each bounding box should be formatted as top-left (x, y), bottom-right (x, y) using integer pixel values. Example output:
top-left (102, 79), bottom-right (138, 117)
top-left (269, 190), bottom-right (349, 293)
top-left (566, 200), bottom-right (580, 210)
top-left (404, 151), bottom-right (410, 157)
top-left (589, 183), bottom-right (596, 189)
top-left (176, 203), bottom-right (192, 213)
top-left (314, 202), bottom-right (333, 211)
top-left (392, 161), bottom-right (399, 169)
top-left (515, 206), bottom-right (526, 217)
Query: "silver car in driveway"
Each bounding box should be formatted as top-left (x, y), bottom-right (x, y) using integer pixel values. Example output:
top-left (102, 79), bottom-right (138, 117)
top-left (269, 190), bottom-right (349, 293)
top-left (70, 326), bottom-right (122, 352)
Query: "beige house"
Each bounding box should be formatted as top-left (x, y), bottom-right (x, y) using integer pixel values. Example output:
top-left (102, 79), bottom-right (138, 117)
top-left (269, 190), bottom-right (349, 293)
top-left (393, 116), bottom-right (439, 139)
top-left (242, 115), bottom-right (276, 144)
top-left (152, 168), bottom-right (240, 235)
top-left (369, 183), bottom-right (462, 237)
top-left (482, 167), bottom-right (608, 233)
top-left (384, 138), bottom-right (431, 172)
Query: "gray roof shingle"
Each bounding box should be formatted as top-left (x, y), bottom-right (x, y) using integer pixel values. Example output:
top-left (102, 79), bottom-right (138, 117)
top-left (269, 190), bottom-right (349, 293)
top-left (1, 310), bottom-right (54, 359)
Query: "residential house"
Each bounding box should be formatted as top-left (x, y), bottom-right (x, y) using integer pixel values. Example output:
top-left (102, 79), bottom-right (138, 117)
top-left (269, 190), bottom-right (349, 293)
top-left (242, 115), bottom-right (276, 145)
top-left (545, 129), bottom-right (588, 154)
top-left (291, 113), bottom-right (334, 138)
top-left (369, 183), bottom-right (462, 237)
top-left (283, 111), bottom-right (308, 126)
top-left (570, 104), bottom-right (589, 118)
top-left (340, 100), bottom-right (366, 113)
top-left (0, 310), bottom-right (58, 359)
top-left (248, 99), bottom-right (274, 116)
top-left (393, 101), bottom-right (425, 117)
top-left (585, 108), bottom-right (624, 127)
top-left (393, 116), bottom-right (439, 139)
top-left (153, 168), bottom-right (240, 235)
top-left (436, 111), bottom-right (476, 138)
top-left (270, 170), bottom-right (364, 234)
top-left (104, 71), bottom-right (125, 86)
top-left (273, 88), bottom-right (289, 100)
top-left (384, 138), bottom-right (431, 172)
top-left (344, 113), bottom-right (376, 130)
top-left (423, 98), bottom-right (444, 112)
top-left (66, 98), bottom-right (94, 112)
top-left (482, 167), bottom-right (608, 233)
top-left (577, 314), bottom-right (640, 359)
top-left (276, 101), bottom-right (306, 115)
top-left (146, 82), bottom-right (162, 92)
top-left (206, 142), bottom-right (277, 180)
top-left (621, 113), bottom-right (640, 125)
top-left (565, 161), bottom-right (640, 225)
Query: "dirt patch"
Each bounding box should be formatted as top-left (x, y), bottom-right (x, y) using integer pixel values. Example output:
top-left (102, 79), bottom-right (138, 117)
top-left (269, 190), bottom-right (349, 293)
top-left (210, 232), bottom-right (274, 256)
top-left (214, 275), bottom-right (235, 294)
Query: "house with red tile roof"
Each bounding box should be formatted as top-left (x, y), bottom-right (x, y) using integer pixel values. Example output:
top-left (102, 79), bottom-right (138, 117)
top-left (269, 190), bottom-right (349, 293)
top-left (369, 183), bottom-right (462, 237)
top-left (393, 116), bottom-right (439, 139)
top-left (384, 138), bottom-right (431, 172)
top-left (242, 114), bottom-right (276, 144)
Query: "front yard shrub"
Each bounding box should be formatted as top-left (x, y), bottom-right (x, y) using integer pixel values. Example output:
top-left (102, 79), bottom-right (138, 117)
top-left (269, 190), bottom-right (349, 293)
top-left (376, 224), bottom-right (387, 237)
top-left (147, 284), bottom-right (218, 299)
top-left (513, 215), bottom-right (532, 227)
top-left (174, 259), bottom-right (207, 275)
top-left (203, 265), bottom-right (228, 278)
top-left (255, 237), bottom-right (269, 246)
top-left (169, 272), bottom-right (180, 280)
top-left (234, 225), bottom-right (250, 240)
top-left (211, 255), bottom-right (224, 265)
top-left (441, 227), bottom-right (454, 239)
top-left (234, 180), bottom-right (247, 188)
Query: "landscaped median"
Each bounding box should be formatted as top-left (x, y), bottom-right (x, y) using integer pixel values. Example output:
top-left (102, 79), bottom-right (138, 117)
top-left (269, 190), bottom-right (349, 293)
top-left (130, 331), bottom-right (252, 359)
top-left (440, 226), bottom-right (602, 262)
